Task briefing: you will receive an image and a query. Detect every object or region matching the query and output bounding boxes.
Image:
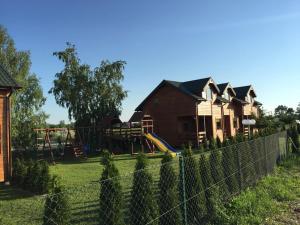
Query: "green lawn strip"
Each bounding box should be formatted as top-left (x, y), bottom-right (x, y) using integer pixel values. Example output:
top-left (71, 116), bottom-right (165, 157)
top-left (226, 156), bottom-right (300, 225)
top-left (0, 184), bottom-right (44, 225)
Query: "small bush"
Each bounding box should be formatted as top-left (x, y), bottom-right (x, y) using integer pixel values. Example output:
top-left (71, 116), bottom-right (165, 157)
top-left (43, 176), bottom-right (70, 225)
top-left (12, 158), bottom-right (50, 194)
top-left (210, 149), bottom-right (229, 200)
top-left (216, 136), bottom-right (222, 148)
top-left (209, 138), bottom-right (217, 150)
top-left (99, 150), bottom-right (123, 225)
top-left (129, 154), bottom-right (157, 225)
top-left (12, 158), bottom-right (27, 186)
top-left (180, 148), bottom-right (206, 223)
top-left (158, 153), bottom-right (181, 225)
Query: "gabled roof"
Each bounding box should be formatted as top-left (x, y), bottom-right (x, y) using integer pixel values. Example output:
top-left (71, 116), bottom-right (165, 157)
top-left (180, 77), bottom-right (220, 94)
top-left (217, 82), bottom-right (236, 96)
top-left (234, 85), bottom-right (257, 99)
top-left (135, 80), bottom-right (206, 111)
top-left (0, 64), bottom-right (21, 89)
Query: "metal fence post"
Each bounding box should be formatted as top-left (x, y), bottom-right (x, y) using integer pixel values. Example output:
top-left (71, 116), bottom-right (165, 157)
top-left (179, 156), bottom-right (188, 225)
top-left (263, 136), bottom-right (268, 175)
top-left (236, 146), bottom-right (243, 191)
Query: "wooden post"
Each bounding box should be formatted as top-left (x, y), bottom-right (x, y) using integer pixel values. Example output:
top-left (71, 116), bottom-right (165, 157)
top-left (195, 103), bottom-right (199, 148)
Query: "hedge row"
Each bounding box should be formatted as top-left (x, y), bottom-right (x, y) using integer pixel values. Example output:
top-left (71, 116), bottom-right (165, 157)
top-left (12, 158), bottom-right (50, 194)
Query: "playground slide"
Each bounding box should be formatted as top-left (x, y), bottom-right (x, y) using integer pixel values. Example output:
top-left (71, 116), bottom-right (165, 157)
top-left (144, 133), bottom-right (177, 157)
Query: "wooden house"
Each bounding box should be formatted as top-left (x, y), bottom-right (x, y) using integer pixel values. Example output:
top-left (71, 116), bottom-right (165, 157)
top-left (233, 85), bottom-right (262, 135)
top-left (0, 64), bottom-right (21, 182)
top-left (133, 77), bottom-right (261, 147)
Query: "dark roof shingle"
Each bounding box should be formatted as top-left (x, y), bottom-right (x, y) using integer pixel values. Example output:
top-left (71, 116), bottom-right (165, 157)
top-left (234, 85), bottom-right (253, 99)
top-left (135, 77), bottom-right (216, 111)
top-left (0, 64), bottom-right (21, 89)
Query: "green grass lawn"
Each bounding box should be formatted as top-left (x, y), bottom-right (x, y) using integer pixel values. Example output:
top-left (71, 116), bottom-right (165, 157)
top-left (226, 156), bottom-right (300, 225)
top-left (0, 153), bottom-right (167, 225)
top-left (0, 147), bottom-right (297, 225)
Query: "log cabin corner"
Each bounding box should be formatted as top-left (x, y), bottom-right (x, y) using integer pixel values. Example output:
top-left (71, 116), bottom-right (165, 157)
top-left (0, 64), bottom-right (21, 183)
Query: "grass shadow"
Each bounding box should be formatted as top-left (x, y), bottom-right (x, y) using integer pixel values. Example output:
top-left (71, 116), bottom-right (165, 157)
top-left (0, 184), bottom-right (37, 201)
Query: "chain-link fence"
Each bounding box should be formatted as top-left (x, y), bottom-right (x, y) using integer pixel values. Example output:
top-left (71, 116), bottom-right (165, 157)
top-left (12, 132), bottom-right (288, 225)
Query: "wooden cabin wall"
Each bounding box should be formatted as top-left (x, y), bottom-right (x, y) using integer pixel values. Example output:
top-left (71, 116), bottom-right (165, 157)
top-left (0, 90), bottom-right (10, 182)
top-left (141, 84), bottom-right (196, 147)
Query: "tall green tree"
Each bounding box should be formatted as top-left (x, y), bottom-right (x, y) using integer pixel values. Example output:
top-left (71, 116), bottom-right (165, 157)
top-left (209, 149), bottom-right (229, 200)
top-left (99, 150), bottom-right (123, 225)
top-left (43, 176), bottom-right (70, 225)
top-left (158, 153), bottom-right (180, 225)
top-left (129, 154), bottom-right (157, 225)
top-left (49, 43), bottom-right (127, 127)
top-left (180, 148), bottom-right (206, 224)
top-left (199, 154), bottom-right (227, 224)
top-left (0, 25), bottom-right (47, 149)
top-left (274, 105), bottom-right (296, 125)
top-left (221, 140), bottom-right (239, 194)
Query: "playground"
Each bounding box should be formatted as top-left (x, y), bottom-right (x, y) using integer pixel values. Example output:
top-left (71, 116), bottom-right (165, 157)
top-left (32, 115), bottom-right (178, 164)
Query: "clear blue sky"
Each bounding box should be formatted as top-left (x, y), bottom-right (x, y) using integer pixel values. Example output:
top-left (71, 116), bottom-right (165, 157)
top-left (1, 0), bottom-right (300, 123)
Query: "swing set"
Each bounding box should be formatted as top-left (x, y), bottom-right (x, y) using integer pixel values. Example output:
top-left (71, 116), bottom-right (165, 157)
top-left (34, 127), bottom-right (87, 163)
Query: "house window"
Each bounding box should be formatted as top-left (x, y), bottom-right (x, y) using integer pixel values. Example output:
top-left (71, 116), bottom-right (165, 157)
top-left (224, 90), bottom-right (230, 100)
top-left (206, 87), bottom-right (212, 101)
top-left (216, 118), bottom-right (222, 130)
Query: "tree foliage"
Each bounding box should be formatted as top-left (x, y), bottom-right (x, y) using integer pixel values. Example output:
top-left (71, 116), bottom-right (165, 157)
top-left (129, 154), bottom-right (157, 225)
top-left (158, 153), bottom-right (180, 225)
top-left (199, 154), bottom-right (227, 224)
top-left (49, 43), bottom-right (127, 127)
top-left (43, 176), bottom-right (70, 225)
top-left (99, 150), bottom-right (123, 225)
top-left (274, 105), bottom-right (296, 125)
top-left (0, 25), bottom-right (47, 149)
top-left (209, 149), bottom-right (229, 200)
top-left (180, 148), bottom-right (206, 224)
top-left (222, 140), bottom-right (240, 194)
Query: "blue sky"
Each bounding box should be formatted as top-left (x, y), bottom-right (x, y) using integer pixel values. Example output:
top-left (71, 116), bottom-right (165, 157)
top-left (1, 0), bottom-right (300, 123)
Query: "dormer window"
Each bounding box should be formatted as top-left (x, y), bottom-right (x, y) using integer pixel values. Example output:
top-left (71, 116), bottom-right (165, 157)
top-left (247, 94), bottom-right (255, 103)
top-left (206, 87), bottom-right (212, 101)
top-left (223, 90), bottom-right (230, 100)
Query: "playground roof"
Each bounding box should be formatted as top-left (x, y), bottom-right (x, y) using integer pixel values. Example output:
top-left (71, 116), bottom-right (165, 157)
top-left (0, 64), bottom-right (21, 89)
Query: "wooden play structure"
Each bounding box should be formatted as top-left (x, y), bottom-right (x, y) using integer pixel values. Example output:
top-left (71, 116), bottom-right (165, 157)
top-left (104, 114), bottom-right (156, 155)
top-left (34, 127), bottom-right (85, 162)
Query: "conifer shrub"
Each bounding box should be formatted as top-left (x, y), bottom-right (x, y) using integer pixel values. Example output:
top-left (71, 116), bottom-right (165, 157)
top-left (222, 140), bottom-right (240, 195)
top-left (209, 149), bottom-right (229, 200)
top-left (12, 158), bottom-right (27, 186)
top-left (158, 153), bottom-right (180, 225)
top-left (180, 148), bottom-right (206, 224)
top-left (199, 154), bottom-right (228, 224)
top-left (12, 159), bottom-right (50, 194)
top-left (209, 138), bottom-right (217, 150)
top-left (99, 150), bottom-right (123, 225)
top-left (23, 159), bottom-right (34, 190)
top-left (43, 176), bottom-right (70, 225)
top-left (239, 141), bottom-right (256, 189)
top-left (216, 136), bottom-right (222, 148)
top-left (129, 154), bottom-right (157, 225)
